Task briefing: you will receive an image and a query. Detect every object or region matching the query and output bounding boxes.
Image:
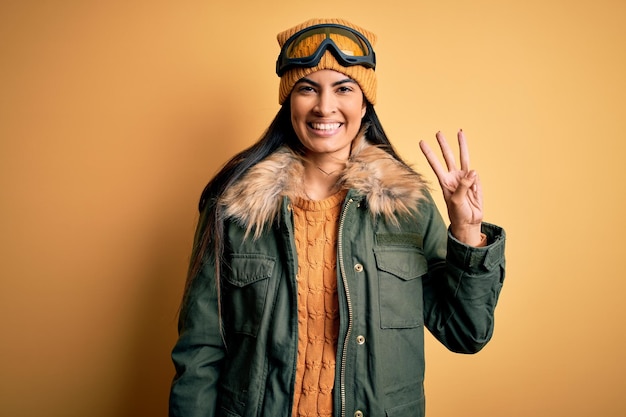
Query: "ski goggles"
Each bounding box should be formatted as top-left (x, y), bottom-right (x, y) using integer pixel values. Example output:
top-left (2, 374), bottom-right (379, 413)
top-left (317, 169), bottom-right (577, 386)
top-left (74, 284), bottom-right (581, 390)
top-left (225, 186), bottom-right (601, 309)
top-left (276, 23), bottom-right (376, 76)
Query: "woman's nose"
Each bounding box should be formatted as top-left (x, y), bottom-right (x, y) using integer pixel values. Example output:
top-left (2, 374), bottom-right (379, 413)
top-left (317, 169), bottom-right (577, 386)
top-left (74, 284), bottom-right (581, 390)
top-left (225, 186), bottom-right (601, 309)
top-left (313, 91), bottom-right (337, 115)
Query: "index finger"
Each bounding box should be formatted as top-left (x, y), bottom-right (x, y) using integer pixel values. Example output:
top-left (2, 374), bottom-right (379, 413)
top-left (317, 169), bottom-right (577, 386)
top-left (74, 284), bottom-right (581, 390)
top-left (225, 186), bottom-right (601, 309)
top-left (458, 130), bottom-right (470, 172)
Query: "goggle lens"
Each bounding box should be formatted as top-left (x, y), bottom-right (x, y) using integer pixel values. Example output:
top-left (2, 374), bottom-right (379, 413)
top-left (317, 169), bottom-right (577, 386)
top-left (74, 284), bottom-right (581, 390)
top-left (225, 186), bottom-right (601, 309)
top-left (286, 27), bottom-right (369, 58)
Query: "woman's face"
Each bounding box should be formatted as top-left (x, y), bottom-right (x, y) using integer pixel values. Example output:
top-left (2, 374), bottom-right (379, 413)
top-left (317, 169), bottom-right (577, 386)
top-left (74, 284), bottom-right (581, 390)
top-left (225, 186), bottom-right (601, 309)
top-left (290, 69), bottom-right (366, 161)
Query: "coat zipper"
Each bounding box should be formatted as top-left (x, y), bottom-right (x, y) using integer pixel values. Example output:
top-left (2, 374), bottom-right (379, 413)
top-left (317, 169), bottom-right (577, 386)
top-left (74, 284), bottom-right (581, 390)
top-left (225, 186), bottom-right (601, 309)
top-left (338, 198), bottom-right (354, 417)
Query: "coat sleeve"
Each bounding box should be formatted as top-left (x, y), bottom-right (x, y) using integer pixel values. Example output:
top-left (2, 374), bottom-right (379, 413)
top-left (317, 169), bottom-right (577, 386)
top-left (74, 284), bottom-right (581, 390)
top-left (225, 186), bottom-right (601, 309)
top-left (169, 216), bottom-right (226, 417)
top-left (420, 197), bottom-right (506, 354)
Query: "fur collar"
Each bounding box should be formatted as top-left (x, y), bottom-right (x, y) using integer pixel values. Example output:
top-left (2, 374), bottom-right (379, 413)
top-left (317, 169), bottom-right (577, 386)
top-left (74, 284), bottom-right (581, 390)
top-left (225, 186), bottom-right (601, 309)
top-left (220, 135), bottom-right (427, 238)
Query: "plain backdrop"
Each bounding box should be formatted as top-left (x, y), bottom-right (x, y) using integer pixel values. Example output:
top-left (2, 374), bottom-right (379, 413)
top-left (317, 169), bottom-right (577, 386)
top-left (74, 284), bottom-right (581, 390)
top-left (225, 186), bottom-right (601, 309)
top-left (1, 1), bottom-right (625, 416)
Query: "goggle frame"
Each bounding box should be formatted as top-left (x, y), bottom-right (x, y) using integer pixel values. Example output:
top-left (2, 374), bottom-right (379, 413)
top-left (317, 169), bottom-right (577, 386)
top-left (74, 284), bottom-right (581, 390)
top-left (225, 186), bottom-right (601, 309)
top-left (276, 23), bottom-right (376, 76)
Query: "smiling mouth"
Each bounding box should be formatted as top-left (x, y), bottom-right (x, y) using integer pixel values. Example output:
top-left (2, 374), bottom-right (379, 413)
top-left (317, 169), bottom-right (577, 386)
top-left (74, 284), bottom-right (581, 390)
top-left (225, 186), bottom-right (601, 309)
top-left (309, 122), bottom-right (342, 131)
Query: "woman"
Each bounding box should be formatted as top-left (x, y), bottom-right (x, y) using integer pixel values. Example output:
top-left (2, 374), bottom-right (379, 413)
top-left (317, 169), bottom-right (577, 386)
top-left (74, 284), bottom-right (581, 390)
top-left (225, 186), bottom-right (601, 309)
top-left (169, 18), bottom-right (506, 417)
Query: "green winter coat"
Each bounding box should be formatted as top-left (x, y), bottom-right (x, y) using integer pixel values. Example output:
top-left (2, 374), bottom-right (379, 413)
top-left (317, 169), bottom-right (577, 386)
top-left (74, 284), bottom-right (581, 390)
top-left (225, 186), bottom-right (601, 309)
top-left (169, 136), bottom-right (506, 417)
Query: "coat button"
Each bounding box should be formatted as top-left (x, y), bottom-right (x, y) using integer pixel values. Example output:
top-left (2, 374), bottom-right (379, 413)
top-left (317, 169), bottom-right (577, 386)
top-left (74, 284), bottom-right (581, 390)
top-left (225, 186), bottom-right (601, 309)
top-left (354, 411), bottom-right (364, 417)
top-left (356, 335), bottom-right (365, 345)
top-left (354, 263), bottom-right (363, 272)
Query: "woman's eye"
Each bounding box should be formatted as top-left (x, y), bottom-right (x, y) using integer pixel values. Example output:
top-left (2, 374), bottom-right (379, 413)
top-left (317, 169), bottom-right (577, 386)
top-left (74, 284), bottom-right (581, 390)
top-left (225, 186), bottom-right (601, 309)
top-left (337, 86), bottom-right (353, 93)
top-left (297, 85), bottom-right (315, 93)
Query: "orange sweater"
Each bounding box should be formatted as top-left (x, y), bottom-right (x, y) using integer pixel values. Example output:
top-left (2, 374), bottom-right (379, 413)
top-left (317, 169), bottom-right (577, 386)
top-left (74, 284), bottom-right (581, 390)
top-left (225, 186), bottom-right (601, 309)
top-left (291, 190), bottom-right (346, 417)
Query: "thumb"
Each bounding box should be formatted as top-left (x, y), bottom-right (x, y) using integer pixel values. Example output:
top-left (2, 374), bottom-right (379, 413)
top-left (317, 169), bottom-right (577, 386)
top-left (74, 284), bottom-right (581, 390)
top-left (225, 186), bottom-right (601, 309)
top-left (451, 170), bottom-right (477, 203)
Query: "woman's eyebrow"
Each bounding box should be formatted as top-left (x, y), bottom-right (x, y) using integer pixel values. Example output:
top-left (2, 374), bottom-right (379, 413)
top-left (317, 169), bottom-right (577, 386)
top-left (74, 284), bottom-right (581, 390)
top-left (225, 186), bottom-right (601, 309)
top-left (332, 78), bottom-right (357, 87)
top-left (295, 77), bottom-right (356, 88)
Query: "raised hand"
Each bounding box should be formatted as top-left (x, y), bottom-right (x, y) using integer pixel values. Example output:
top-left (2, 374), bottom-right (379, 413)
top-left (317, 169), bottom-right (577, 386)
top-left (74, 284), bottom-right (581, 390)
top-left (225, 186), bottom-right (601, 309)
top-left (419, 130), bottom-right (484, 246)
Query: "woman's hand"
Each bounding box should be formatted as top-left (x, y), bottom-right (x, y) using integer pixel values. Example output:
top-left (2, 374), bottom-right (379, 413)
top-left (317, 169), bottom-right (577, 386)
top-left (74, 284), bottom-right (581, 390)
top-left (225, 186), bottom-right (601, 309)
top-left (419, 130), bottom-right (484, 246)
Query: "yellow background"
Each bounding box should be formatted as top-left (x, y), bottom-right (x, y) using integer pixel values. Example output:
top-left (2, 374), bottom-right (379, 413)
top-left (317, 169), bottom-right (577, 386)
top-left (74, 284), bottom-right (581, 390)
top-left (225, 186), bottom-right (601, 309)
top-left (1, 1), bottom-right (624, 416)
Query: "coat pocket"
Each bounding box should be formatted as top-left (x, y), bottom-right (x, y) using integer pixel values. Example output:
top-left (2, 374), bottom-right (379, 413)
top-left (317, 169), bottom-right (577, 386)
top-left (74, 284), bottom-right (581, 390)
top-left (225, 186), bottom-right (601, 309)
top-left (385, 397), bottom-right (425, 417)
top-left (374, 248), bottom-right (427, 329)
top-left (223, 254), bottom-right (275, 337)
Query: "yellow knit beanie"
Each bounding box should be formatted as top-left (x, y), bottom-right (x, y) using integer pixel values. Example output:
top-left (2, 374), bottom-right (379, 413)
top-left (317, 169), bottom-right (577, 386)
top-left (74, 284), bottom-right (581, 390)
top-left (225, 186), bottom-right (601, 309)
top-left (276, 18), bottom-right (377, 105)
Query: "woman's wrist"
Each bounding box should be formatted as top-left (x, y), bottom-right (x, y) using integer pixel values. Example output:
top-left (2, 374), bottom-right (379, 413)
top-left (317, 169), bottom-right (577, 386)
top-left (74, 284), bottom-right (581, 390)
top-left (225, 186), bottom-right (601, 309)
top-left (450, 223), bottom-right (485, 247)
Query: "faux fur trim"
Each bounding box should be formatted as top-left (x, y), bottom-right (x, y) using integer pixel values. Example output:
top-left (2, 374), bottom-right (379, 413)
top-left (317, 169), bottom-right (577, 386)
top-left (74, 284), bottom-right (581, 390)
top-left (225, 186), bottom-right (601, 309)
top-left (219, 135), bottom-right (427, 239)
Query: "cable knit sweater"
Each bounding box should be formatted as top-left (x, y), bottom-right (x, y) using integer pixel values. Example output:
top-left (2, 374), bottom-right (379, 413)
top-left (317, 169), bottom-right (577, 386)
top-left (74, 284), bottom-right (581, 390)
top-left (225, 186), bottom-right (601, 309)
top-left (291, 190), bottom-right (347, 417)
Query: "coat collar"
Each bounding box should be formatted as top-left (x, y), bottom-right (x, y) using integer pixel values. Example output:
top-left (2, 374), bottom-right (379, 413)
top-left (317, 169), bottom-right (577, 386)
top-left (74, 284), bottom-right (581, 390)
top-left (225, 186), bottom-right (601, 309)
top-left (220, 135), bottom-right (427, 239)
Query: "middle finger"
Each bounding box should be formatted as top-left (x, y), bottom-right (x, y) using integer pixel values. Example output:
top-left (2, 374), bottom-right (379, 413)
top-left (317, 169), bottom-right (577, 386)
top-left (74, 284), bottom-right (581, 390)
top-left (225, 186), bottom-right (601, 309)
top-left (436, 131), bottom-right (457, 172)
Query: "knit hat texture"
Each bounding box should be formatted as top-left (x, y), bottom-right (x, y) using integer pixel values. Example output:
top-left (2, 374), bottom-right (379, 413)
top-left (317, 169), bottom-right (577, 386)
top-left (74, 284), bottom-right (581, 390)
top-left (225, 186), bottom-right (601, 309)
top-left (276, 18), bottom-right (377, 105)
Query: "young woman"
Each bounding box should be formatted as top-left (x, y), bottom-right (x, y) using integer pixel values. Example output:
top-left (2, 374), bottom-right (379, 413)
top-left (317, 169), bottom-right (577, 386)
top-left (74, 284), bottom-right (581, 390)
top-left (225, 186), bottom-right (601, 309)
top-left (169, 18), bottom-right (506, 417)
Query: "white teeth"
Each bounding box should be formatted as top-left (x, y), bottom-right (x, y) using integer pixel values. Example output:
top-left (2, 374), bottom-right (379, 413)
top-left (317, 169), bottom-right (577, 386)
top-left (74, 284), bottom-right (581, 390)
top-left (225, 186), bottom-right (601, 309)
top-left (310, 122), bottom-right (341, 131)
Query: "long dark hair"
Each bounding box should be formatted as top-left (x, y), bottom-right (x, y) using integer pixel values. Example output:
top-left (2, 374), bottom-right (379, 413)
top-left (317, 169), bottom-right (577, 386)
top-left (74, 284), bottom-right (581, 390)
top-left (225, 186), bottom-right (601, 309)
top-left (181, 99), bottom-right (409, 312)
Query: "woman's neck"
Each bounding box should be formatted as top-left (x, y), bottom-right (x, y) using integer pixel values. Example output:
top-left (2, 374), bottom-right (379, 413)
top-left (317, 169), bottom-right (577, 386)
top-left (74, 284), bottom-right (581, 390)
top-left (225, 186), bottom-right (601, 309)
top-left (302, 157), bottom-right (346, 201)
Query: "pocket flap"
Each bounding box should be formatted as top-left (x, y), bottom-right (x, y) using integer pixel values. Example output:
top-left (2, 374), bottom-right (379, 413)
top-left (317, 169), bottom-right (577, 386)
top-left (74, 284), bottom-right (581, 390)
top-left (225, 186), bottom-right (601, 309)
top-left (374, 249), bottom-right (428, 280)
top-left (227, 254), bottom-right (275, 287)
